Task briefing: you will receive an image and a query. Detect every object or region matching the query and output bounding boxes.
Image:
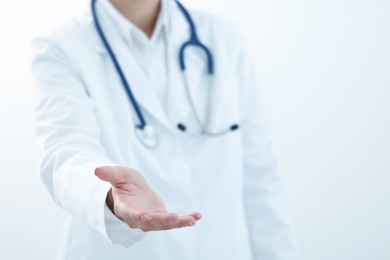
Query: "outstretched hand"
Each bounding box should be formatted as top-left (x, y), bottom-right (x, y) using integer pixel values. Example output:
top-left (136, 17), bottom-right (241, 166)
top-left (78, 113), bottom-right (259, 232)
top-left (95, 166), bottom-right (201, 232)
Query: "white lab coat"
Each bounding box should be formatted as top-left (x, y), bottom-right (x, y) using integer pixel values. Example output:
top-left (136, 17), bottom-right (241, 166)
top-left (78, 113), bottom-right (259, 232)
top-left (30, 0), bottom-right (295, 259)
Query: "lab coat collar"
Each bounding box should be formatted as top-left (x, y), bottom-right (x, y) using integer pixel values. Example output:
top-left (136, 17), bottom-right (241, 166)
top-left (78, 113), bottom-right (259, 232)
top-left (164, 0), bottom-right (189, 46)
top-left (86, 0), bottom-right (189, 53)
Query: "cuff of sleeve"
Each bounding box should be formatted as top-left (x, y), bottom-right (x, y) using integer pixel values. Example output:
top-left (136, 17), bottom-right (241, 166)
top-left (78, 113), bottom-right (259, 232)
top-left (103, 203), bottom-right (147, 247)
top-left (57, 158), bottom-right (147, 247)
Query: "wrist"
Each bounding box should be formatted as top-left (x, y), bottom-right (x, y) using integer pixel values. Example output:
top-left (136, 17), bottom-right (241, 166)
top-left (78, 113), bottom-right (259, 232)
top-left (106, 188), bottom-right (115, 215)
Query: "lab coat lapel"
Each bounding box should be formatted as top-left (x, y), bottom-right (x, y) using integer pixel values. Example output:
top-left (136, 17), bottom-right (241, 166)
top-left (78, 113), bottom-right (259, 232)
top-left (114, 46), bottom-right (172, 129)
top-left (86, 4), bottom-right (172, 130)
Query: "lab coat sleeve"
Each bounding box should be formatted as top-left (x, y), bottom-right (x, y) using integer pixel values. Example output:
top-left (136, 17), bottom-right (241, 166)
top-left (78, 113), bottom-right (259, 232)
top-left (236, 32), bottom-right (297, 259)
top-left (30, 32), bottom-right (145, 247)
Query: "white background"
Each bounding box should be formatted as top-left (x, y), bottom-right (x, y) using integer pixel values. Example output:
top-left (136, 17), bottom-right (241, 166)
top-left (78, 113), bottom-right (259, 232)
top-left (1, 0), bottom-right (389, 259)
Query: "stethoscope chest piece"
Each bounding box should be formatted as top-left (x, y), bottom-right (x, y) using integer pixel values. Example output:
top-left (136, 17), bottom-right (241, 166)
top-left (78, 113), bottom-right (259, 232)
top-left (135, 125), bottom-right (158, 148)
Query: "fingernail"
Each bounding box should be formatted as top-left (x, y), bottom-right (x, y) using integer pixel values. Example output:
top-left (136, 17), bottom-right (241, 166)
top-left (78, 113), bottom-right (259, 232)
top-left (141, 215), bottom-right (151, 221)
top-left (187, 221), bottom-right (195, 226)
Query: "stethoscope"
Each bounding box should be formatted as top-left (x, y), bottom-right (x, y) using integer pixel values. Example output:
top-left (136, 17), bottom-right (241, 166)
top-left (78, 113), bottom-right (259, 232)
top-left (91, 0), bottom-right (239, 148)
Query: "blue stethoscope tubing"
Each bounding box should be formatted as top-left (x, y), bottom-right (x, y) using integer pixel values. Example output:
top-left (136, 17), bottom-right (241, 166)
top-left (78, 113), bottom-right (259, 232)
top-left (91, 0), bottom-right (147, 129)
top-left (175, 1), bottom-right (214, 75)
top-left (91, 0), bottom-right (238, 147)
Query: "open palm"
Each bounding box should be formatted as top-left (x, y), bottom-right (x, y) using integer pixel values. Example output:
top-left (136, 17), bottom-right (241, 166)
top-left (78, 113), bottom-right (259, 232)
top-left (96, 166), bottom-right (201, 232)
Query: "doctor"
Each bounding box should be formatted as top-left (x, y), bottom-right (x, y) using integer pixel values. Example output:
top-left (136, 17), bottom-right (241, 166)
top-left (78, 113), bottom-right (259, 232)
top-left (31, 0), bottom-right (296, 259)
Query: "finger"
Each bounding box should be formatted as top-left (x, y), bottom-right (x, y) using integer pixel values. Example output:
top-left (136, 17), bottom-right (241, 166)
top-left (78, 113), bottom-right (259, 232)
top-left (119, 207), bottom-right (152, 229)
top-left (159, 217), bottom-right (196, 230)
top-left (95, 166), bottom-right (127, 185)
top-left (162, 215), bottom-right (197, 229)
top-left (189, 212), bottom-right (202, 221)
top-left (141, 214), bottom-right (198, 231)
top-left (121, 209), bottom-right (201, 231)
top-left (142, 212), bottom-right (181, 227)
top-left (120, 208), bottom-right (178, 228)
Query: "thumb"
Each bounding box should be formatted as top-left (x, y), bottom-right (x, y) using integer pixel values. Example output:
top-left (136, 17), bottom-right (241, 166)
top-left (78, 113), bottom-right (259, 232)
top-left (95, 165), bottom-right (127, 185)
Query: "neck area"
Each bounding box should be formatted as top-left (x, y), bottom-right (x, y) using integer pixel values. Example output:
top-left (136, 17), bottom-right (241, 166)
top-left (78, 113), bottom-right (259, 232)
top-left (109, 0), bottom-right (161, 38)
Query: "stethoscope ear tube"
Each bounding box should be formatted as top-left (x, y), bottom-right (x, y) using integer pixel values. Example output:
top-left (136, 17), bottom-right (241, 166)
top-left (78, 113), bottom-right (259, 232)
top-left (230, 124), bottom-right (239, 131)
top-left (175, 0), bottom-right (214, 75)
top-left (177, 123), bottom-right (240, 136)
top-left (179, 40), bottom-right (214, 75)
